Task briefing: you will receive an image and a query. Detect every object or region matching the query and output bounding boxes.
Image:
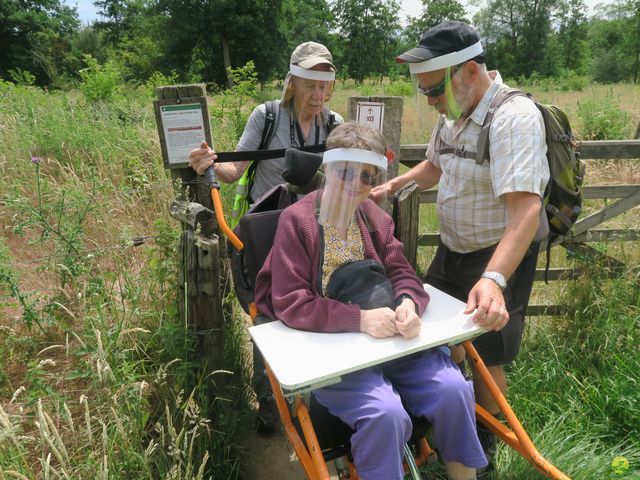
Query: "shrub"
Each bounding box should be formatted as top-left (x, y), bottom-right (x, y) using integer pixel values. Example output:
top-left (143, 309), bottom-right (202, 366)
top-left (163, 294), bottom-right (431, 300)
top-left (384, 79), bottom-right (413, 97)
top-left (8, 68), bottom-right (36, 86)
top-left (79, 54), bottom-right (124, 102)
top-left (145, 70), bottom-right (180, 95)
top-left (577, 89), bottom-right (631, 140)
top-left (209, 61), bottom-right (259, 148)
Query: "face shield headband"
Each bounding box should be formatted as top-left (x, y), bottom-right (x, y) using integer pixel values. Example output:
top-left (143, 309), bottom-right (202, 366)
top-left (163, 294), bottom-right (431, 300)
top-left (408, 41), bottom-right (483, 74)
top-left (322, 148), bottom-right (387, 170)
top-left (289, 64), bottom-right (336, 81)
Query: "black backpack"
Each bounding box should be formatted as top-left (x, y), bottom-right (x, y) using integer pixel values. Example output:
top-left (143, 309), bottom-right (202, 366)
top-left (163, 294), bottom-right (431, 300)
top-left (231, 101), bottom-right (339, 226)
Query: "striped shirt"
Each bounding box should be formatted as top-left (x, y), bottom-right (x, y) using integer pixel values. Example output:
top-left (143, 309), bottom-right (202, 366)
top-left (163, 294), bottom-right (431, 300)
top-left (427, 72), bottom-right (549, 253)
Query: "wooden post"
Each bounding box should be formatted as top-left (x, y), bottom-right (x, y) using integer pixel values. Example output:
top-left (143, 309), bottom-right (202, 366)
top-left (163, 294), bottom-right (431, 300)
top-left (155, 85), bottom-right (226, 393)
top-left (348, 96), bottom-right (404, 178)
top-left (392, 182), bottom-right (420, 269)
top-left (154, 84), bottom-right (215, 212)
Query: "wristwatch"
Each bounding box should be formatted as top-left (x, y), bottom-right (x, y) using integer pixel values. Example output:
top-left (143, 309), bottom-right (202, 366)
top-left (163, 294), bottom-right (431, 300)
top-left (481, 271), bottom-right (507, 290)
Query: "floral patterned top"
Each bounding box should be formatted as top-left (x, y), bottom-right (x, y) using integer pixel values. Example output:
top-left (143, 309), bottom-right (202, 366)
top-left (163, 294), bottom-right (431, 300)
top-left (321, 219), bottom-right (364, 294)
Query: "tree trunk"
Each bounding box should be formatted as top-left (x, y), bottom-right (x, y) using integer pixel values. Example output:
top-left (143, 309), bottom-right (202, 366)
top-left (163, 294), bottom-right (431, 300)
top-left (222, 36), bottom-right (233, 88)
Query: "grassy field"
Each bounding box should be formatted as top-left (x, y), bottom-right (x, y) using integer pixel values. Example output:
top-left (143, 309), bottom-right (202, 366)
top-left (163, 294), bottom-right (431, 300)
top-left (1, 76), bottom-right (639, 479)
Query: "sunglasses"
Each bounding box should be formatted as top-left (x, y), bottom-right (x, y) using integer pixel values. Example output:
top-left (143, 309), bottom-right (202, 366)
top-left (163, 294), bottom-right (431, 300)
top-left (337, 167), bottom-right (378, 186)
top-left (418, 64), bottom-right (463, 98)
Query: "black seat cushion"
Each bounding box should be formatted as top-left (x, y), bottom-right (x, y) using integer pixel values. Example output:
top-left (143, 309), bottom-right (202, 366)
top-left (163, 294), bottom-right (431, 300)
top-left (292, 393), bottom-right (432, 462)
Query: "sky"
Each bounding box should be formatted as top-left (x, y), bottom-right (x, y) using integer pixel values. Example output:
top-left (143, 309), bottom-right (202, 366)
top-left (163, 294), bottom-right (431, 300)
top-left (65, 0), bottom-right (615, 26)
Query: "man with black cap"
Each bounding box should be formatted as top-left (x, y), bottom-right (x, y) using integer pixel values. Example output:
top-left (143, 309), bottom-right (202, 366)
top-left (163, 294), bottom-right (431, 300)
top-left (371, 21), bottom-right (550, 473)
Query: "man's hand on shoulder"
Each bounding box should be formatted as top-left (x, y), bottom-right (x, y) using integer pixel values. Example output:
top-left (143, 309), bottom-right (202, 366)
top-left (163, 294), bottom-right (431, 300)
top-left (369, 183), bottom-right (392, 204)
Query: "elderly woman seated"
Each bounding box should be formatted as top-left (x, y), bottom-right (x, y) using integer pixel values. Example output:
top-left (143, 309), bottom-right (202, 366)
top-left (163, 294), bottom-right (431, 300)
top-left (255, 122), bottom-right (487, 480)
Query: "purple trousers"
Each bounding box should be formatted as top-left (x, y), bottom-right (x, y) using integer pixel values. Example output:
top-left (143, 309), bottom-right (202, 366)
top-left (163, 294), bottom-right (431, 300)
top-left (312, 348), bottom-right (487, 480)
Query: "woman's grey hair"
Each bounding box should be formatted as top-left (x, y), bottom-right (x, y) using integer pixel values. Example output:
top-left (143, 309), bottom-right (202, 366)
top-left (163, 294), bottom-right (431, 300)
top-left (326, 121), bottom-right (386, 155)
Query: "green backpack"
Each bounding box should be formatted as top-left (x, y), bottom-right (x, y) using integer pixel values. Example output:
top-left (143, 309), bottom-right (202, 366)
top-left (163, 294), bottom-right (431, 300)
top-left (478, 88), bottom-right (585, 237)
top-left (436, 88), bottom-right (586, 280)
top-left (437, 88), bottom-right (586, 237)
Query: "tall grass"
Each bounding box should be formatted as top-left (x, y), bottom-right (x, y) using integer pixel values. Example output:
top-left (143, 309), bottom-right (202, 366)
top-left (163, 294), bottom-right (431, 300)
top-left (498, 267), bottom-right (640, 478)
top-left (0, 80), bottom-right (253, 478)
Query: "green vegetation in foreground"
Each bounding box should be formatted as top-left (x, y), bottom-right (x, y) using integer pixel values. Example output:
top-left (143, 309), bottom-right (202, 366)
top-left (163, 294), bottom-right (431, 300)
top-left (1, 74), bottom-right (639, 478)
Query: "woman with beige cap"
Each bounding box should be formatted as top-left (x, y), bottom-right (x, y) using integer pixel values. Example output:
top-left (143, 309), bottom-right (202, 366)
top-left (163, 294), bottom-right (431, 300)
top-left (188, 41), bottom-right (342, 435)
top-left (188, 41), bottom-right (343, 206)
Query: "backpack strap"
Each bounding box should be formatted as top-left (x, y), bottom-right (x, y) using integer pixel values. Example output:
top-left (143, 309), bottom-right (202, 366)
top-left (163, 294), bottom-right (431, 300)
top-left (245, 101), bottom-right (280, 201)
top-left (437, 141), bottom-right (478, 160)
top-left (433, 116), bottom-right (479, 160)
top-left (326, 110), bottom-right (338, 136)
top-left (217, 103), bottom-right (329, 163)
top-left (475, 87), bottom-right (528, 165)
top-left (258, 100), bottom-right (278, 150)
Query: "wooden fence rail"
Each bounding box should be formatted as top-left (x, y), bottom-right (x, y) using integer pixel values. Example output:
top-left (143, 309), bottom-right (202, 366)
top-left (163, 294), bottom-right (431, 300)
top-left (396, 139), bottom-right (640, 316)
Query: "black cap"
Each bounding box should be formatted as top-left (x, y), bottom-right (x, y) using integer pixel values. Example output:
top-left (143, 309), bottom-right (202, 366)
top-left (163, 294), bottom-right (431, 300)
top-left (396, 21), bottom-right (483, 71)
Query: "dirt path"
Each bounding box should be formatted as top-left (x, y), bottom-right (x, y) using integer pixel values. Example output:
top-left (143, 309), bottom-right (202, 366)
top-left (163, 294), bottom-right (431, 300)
top-left (242, 429), bottom-right (339, 479)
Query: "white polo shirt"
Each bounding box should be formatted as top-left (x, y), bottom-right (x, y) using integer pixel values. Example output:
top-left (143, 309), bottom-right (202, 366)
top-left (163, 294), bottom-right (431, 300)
top-left (427, 72), bottom-right (549, 253)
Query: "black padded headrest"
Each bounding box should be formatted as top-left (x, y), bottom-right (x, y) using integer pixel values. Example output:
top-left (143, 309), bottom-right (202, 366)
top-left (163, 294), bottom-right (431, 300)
top-left (283, 149), bottom-right (323, 188)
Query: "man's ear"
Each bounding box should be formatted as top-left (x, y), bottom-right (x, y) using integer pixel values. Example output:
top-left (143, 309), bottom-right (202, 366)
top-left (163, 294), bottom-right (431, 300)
top-left (464, 60), bottom-right (479, 81)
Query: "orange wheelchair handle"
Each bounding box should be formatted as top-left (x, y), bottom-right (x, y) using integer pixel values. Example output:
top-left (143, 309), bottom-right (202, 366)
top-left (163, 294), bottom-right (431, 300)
top-left (205, 167), bottom-right (244, 251)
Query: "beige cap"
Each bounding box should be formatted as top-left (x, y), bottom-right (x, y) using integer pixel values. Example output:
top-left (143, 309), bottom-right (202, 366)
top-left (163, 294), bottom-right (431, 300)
top-left (290, 42), bottom-right (336, 71)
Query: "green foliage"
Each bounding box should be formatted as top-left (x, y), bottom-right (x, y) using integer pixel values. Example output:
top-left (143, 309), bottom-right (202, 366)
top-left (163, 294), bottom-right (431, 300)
top-left (403, 0), bottom-right (469, 45)
top-left (589, 0), bottom-right (640, 83)
top-left (0, 78), bottom-right (252, 480)
top-left (145, 70), bottom-right (180, 95)
top-left (384, 79), bottom-right (414, 97)
top-left (513, 69), bottom-right (589, 92)
top-left (7, 69), bottom-right (36, 86)
top-left (5, 161), bottom-right (96, 288)
top-left (0, 241), bottom-right (42, 332)
top-left (79, 54), bottom-right (124, 102)
top-left (577, 89), bottom-right (631, 140)
top-left (210, 62), bottom-right (260, 149)
top-left (476, 0), bottom-right (561, 78)
top-left (498, 265), bottom-right (640, 478)
top-left (0, 0), bottom-right (80, 86)
top-left (331, 0), bottom-right (402, 83)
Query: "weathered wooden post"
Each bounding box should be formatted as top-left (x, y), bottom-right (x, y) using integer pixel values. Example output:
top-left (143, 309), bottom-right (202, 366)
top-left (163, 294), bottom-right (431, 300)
top-left (392, 182), bottom-right (420, 269)
top-left (348, 96), bottom-right (419, 264)
top-left (348, 96), bottom-right (403, 178)
top-left (154, 84), bottom-right (226, 392)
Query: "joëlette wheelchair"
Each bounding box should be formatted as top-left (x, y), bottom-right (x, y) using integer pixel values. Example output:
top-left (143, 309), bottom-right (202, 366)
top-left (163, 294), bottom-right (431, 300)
top-left (205, 149), bottom-right (570, 480)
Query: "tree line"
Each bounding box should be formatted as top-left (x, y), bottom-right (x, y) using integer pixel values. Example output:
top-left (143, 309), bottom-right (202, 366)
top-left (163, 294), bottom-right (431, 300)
top-left (1, 0), bottom-right (639, 89)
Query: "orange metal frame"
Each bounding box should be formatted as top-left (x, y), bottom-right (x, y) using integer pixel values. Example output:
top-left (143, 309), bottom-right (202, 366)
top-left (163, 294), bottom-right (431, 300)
top-left (209, 185), bottom-right (570, 480)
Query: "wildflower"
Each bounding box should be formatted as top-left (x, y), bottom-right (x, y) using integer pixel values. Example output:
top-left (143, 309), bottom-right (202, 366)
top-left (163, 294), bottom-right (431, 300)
top-left (10, 386), bottom-right (26, 404)
top-left (31, 156), bottom-right (42, 164)
top-left (38, 359), bottom-right (56, 368)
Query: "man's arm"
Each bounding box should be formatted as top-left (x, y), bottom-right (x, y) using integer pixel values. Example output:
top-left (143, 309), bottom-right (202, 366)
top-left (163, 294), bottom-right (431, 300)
top-left (370, 160), bottom-right (442, 203)
top-left (465, 191), bottom-right (541, 331)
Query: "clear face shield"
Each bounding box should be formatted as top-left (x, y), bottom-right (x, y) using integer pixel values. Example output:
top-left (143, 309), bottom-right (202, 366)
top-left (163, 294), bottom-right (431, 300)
top-left (281, 64), bottom-right (336, 133)
top-left (411, 65), bottom-right (468, 127)
top-left (406, 40), bottom-right (483, 125)
top-left (318, 149), bottom-right (388, 231)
